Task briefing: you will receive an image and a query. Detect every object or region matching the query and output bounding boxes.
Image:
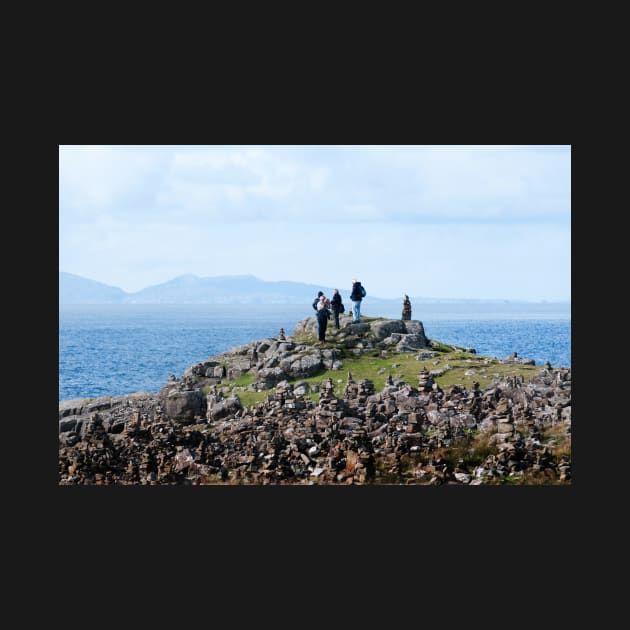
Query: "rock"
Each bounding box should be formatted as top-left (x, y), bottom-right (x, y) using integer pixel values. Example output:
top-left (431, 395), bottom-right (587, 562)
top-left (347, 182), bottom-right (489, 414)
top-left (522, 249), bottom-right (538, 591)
top-left (415, 351), bottom-right (438, 360)
top-left (58, 398), bottom-right (92, 419)
top-left (371, 320), bottom-right (406, 340)
top-left (164, 389), bottom-right (205, 423)
top-left (207, 396), bottom-right (242, 422)
top-left (396, 334), bottom-right (429, 352)
top-left (59, 418), bottom-right (77, 433)
top-left (289, 353), bottom-right (324, 377)
top-left (402, 321), bottom-right (426, 337)
top-left (255, 367), bottom-right (287, 389)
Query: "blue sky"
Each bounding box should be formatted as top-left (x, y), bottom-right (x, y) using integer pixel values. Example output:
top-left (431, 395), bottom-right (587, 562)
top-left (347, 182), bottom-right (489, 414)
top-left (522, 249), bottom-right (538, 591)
top-left (59, 145), bottom-right (571, 301)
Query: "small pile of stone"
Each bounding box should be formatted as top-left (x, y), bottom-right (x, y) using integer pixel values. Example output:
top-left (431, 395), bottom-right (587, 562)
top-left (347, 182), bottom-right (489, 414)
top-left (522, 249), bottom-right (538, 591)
top-left (402, 295), bottom-right (412, 321)
top-left (418, 367), bottom-right (434, 392)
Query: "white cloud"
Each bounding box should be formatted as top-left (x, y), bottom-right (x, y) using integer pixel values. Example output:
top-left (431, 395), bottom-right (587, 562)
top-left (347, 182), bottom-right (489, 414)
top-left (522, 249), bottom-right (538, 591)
top-left (153, 148), bottom-right (330, 221)
top-left (59, 146), bottom-right (170, 215)
top-left (59, 145), bottom-right (570, 300)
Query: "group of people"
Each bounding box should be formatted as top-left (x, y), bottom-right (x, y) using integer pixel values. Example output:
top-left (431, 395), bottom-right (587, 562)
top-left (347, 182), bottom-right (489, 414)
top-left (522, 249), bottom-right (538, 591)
top-left (312, 279), bottom-right (366, 342)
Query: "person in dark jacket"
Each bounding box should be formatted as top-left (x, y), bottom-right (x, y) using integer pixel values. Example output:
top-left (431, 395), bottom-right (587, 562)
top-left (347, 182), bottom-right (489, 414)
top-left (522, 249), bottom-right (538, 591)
top-left (330, 288), bottom-right (343, 329)
top-left (315, 294), bottom-right (331, 341)
top-left (349, 279), bottom-right (366, 322)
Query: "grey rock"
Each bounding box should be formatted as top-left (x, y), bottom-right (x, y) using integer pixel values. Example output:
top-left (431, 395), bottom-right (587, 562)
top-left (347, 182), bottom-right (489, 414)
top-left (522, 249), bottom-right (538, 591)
top-left (165, 389), bottom-right (205, 423)
top-left (371, 320), bottom-right (406, 340)
top-left (403, 321), bottom-right (426, 337)
top-left (207, 395), bottom-right (242, 421)
top-left (396, 334), bottom-right (429, 352)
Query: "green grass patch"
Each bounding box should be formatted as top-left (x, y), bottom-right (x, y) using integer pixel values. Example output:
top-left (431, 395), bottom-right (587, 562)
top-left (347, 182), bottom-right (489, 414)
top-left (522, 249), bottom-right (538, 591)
top-left (231, 372), bottom-right (257, 388)
top-left (205, 334), bottom-right (547, 409)
top-left (429, 341), bottom-right (455, 353)
top-left (236, 389), bottom-right (270, 409)
top-left (539, 423), bottom-right (571, 459)
top-left (434, 361), bottom-right (540, 390)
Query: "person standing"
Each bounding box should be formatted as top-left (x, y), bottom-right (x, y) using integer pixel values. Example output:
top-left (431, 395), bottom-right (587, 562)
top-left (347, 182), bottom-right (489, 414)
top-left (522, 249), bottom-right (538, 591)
top-left (316, 294), bottom-right (331, 342)
top-left (350, 278), bottom-right (366, 322)
top-left (330, 288), bottom-right (344, 330)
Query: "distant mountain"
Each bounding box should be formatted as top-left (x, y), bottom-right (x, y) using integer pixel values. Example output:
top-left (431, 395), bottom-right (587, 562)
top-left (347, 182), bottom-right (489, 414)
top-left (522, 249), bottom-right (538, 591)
top-left (60, 272), bottom-right (127, 304)
top-left (59, 272), bottom-right (568, 305)
top-left (59, 272), bottom-right (367, 305)
top-left (124, 274), bottom-right (347, 304)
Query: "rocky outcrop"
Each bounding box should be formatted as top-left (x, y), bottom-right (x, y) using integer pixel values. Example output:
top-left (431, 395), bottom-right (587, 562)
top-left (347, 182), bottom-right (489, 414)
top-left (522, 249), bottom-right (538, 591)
top-left (293, 316), bottom-right (428, 351)
top-left (164, 389), bottom-right (205, 423)
top-left (58, 315), bottom-right (570, 486)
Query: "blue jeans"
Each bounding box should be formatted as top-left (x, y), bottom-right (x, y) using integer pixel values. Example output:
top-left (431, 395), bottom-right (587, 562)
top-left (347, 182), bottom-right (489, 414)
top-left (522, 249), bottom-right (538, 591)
top-left (351, 300), bottom-right (361, 322)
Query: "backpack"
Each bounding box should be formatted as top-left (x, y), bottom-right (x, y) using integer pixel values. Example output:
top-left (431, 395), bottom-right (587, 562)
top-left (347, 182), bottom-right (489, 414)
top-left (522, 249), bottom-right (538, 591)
top-left (339, 303), bottom-right (345, 313)
top-left (351, 283), bottom-right (365, 301)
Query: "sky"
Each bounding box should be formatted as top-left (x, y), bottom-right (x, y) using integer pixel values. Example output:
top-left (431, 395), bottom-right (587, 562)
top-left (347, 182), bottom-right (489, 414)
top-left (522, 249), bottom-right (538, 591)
top-left (59, 145), bottom-right (571, 301)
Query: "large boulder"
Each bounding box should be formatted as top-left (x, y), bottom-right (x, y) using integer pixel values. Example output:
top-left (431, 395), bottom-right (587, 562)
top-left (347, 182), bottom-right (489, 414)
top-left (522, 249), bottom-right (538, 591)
top-left (288, 353), bottom-right (324, 378)
top-left (371, 320), bottom-right (406, 340)
top-left (396, 334), bottom-right (429, 352)
top-left (402, 320), bottom-right (426, 337)
top-left (164, 389), bottom-right (205, 423)
top-left (344, 322), bottom-right (371, 335)
top-left (255, 367), bottom-right (287, 389)
top-left (207, 395), bottom-right (243, 421)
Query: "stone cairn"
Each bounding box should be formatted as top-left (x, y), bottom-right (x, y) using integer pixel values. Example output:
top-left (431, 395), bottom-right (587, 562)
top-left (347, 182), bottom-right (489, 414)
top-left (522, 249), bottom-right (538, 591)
top-left (319, 377), bottom-right (336, 401)
top-left (343, 372), bottom-right (374, 403)
top-left (316, 378), bottom-right (344, 432)
top-left (402, 294), bottom-right (412, 321)
top-left (466, 380), bottom-right (482, 417)
top-left (418, 367), bottom-right (434, 392)
top-left (278, 328), bottom-right (286, 341)
top-left (273, 380), bottom-right (294, 405)
top-left (493, 397), bottom-right (515, 443)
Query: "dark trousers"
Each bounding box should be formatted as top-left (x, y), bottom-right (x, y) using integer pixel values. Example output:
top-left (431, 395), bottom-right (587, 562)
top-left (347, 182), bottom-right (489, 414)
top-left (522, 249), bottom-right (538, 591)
top-left (317, 313), bottom-right (328, 340)
top-left (332, 309), bottom-right (340, 329)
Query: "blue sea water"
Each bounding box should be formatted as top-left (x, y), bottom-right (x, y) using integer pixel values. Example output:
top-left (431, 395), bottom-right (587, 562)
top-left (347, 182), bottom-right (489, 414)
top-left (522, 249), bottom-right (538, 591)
top-left (59, 302), bottom-right (571, 402)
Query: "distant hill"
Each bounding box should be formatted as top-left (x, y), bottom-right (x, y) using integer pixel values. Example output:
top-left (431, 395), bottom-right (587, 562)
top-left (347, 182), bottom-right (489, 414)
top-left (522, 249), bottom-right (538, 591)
top-left (125, 274), bottom-right (344, 304)
top-left (59, 272), bottom-right (377, 305)
top-left (59, 272), bottom-right (568, 305)
top-left (60, 272), bottom-right (127, 304)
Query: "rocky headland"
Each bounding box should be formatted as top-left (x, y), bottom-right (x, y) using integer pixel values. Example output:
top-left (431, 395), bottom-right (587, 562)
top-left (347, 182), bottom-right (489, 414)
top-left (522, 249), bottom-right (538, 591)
top-left (58, 313), bottom-right (571, 485)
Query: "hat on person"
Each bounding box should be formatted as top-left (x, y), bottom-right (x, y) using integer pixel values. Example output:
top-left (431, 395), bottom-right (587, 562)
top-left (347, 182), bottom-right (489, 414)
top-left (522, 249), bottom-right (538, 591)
top-left (317, 291), bottom-right (324, 297)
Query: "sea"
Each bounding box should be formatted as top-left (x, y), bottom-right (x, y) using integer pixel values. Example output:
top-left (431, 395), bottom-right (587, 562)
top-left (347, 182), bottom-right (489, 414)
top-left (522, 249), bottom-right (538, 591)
top-left (59, 302), bottom-right (571, 402)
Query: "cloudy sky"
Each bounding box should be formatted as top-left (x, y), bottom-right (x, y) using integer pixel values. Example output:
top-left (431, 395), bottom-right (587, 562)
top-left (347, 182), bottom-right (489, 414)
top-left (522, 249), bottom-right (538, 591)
top-left (59, 145), bottom-right (571, 301)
